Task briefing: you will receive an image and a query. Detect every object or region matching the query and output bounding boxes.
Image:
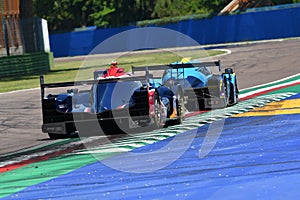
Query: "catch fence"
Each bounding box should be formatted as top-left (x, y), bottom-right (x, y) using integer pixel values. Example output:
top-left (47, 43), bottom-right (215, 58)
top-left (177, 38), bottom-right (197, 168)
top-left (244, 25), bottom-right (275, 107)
top-left (0, 0), bottom-right (22, 56)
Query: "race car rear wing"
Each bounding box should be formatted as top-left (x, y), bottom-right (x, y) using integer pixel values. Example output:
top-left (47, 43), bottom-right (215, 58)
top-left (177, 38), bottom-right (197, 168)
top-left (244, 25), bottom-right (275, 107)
top-left (131, 60), bottom-right (222, 74)
top-left (40, 75), bottom-right (152, 99)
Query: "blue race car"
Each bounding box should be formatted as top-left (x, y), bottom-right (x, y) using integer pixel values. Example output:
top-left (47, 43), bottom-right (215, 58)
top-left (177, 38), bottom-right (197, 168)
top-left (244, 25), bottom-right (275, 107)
top-left (132, 59), bottom-right (238, 111)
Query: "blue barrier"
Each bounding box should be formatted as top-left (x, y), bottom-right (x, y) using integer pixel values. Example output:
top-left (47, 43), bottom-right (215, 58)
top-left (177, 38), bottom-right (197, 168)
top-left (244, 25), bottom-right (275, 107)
top-left (50, 6), bottom-right (300, 57)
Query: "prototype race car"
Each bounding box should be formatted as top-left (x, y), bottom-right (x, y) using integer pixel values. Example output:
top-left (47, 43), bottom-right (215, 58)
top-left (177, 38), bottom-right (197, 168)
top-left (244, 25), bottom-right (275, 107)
top-left (40, 64), bottom-right (184, 139)
top-left (132, 59), bottom-right (238, 111)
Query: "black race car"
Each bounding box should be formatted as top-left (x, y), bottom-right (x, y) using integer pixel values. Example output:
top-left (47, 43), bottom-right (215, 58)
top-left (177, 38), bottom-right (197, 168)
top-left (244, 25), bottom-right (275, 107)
top-left (40, 67), bottom-right (184, 139)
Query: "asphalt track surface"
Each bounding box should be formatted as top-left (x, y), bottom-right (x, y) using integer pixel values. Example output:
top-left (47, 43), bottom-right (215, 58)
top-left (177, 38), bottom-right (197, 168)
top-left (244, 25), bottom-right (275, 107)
top-left (1, 39), bottom-right (300, 156)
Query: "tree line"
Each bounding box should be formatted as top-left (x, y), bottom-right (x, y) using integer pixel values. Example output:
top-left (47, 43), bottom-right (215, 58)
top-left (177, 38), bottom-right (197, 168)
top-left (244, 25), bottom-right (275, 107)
top-left (31, 0), bottom-right (296, 33)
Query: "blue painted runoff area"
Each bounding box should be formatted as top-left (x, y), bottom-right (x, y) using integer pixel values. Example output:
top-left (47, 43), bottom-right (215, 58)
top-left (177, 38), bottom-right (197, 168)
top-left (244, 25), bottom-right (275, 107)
top-left (286, 92), bottom-right (300, 100)
top-left (50, 6), bottom-right (300, 57)
top-left (5, 104), bottom-right (300, 198)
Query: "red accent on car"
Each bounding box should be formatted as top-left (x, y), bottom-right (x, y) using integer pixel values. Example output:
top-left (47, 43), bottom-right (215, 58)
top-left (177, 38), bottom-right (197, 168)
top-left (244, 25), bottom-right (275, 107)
top-left (148, 90), bottom-right (155, 116)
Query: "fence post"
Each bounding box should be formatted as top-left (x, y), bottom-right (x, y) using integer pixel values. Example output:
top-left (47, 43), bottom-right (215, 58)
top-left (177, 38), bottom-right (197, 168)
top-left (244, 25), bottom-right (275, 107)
top-left (3, 19), bottom-right (10, 56)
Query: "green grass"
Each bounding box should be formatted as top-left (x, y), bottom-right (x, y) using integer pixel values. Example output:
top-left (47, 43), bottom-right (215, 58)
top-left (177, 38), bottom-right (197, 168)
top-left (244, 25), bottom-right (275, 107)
top-left (0, 49), bottom-right (225, 93)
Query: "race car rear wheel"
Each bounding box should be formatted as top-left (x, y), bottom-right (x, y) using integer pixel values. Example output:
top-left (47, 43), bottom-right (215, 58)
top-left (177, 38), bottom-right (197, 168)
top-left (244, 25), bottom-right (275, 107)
top-left (48, 132), bottom-right (77, 139)
top-left (223, 80), bottom-right (230, 107)
top-left (175, 91), bottom-right (185, 124)
top-left (153, 92), bottom-right (162, 129)
top-left (48, 133), bottom-right (66, 139)
top-left (228, 82), bottom-right (235, 105)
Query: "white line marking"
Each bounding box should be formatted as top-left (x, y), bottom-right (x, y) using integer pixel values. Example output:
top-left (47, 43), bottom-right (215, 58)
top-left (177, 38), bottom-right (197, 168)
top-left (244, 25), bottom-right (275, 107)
top-left (241, 73), bottom-right (300, 92)
top-left (0, 87), bottom-right (39, 95)
top-left (239, 79), bottom-right (300, 99)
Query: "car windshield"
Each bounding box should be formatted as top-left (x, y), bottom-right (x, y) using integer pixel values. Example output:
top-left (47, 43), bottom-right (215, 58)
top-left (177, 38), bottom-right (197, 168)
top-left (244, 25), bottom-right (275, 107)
top-left (94, 81), bottom-right (142, 113)
top-left (197, 66), bottom-right (212, 76)
top-left (207, 65), bottom-right (221, 75)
